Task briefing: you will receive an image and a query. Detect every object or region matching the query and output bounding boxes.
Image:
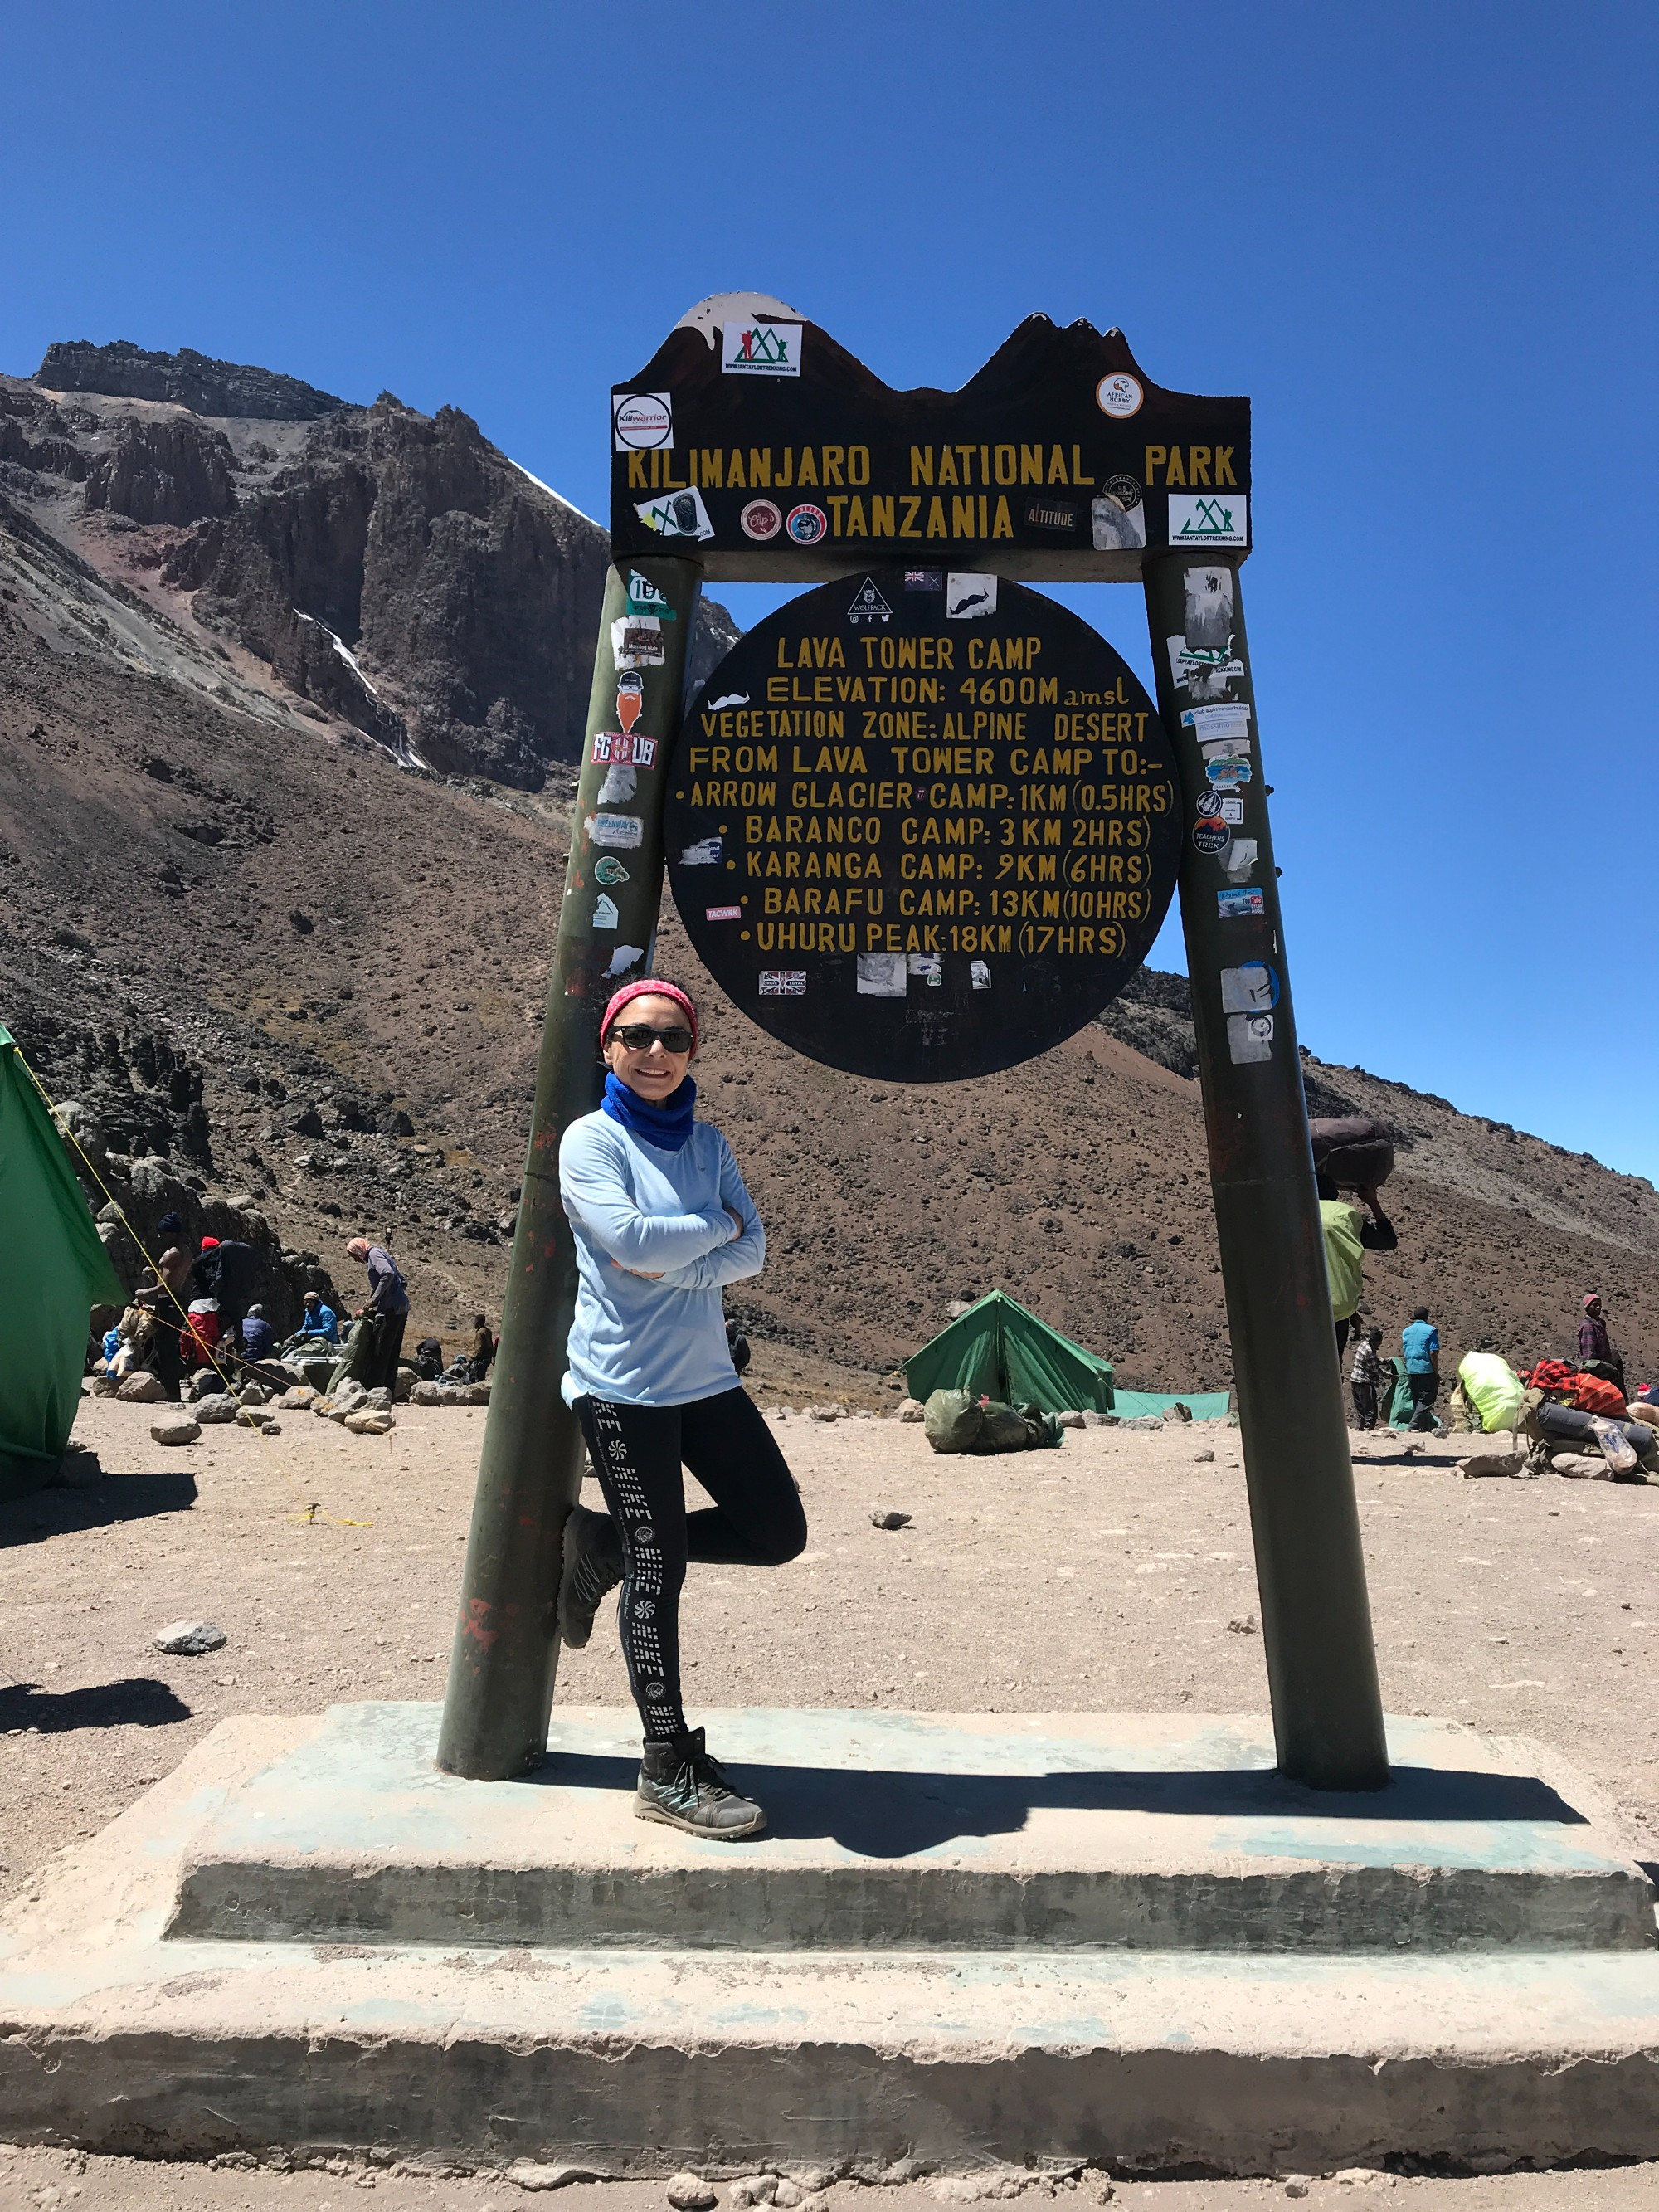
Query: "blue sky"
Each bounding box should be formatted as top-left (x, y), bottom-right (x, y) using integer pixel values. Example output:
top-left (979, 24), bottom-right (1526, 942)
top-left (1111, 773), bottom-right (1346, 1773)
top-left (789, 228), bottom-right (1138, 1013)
top-left (4, 4), bottom-right (1654, 1173)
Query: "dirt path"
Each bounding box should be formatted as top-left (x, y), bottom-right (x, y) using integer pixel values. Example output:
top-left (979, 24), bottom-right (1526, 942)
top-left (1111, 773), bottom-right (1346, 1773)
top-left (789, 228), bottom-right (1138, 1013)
top-left (3, 1388), bottom-right (1658, 2203)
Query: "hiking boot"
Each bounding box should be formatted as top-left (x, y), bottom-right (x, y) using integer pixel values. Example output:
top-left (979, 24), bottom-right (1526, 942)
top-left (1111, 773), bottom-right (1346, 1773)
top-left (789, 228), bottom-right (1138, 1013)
top-left (557, 1504), bottom-right (622, 1650)
top-left (635, 1728), bottom-right (766, 1839)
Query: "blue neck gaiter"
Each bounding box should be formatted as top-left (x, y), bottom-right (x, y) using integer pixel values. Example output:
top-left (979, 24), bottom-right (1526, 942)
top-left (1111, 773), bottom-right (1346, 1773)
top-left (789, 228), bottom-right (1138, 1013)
top-left (601, 1069), bottom-right (698, 1152)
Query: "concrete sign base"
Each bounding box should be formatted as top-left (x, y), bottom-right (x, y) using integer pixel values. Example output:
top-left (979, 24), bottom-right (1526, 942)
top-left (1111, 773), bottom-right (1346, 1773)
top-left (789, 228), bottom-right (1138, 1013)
top-left (2, 1703), bottom-right (1658, 2175)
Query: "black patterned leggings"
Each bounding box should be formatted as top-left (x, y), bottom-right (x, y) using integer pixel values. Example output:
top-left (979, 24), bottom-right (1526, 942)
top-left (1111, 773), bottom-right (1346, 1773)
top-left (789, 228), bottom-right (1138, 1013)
top-left (573, 1387), bottom-right (807, 1739)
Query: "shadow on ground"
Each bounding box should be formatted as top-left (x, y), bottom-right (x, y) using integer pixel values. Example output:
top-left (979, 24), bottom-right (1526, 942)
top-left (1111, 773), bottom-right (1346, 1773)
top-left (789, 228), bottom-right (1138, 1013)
top-left (535, 1752), bottom-right (1589, 1858)
top-left (0, 1677), bottom-right (192, 1733)
top-left (0, 1469), bottom-right (197, 1547)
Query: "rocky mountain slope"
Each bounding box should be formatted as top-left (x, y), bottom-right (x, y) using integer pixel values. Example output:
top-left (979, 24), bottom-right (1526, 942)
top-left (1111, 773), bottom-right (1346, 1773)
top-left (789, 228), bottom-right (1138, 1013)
top-left (3, 342), bottom-right (1657, 1396)
top-left (2, 339), bottom-right (737, 783)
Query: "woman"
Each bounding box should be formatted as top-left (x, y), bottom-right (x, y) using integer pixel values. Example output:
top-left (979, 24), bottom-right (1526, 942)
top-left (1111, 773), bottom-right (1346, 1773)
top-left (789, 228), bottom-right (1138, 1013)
top-left (557, 978), bottom-right (805, 1839)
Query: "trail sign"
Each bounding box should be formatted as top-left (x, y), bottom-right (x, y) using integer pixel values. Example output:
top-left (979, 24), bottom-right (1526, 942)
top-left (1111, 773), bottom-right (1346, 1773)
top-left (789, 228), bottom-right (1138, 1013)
top-left (611, 297), bottom-right (1249, 583)
top-left (441, 295), bottom-right (1389, 1801)
top-left (666, 568), bottom-right (1179, 1081)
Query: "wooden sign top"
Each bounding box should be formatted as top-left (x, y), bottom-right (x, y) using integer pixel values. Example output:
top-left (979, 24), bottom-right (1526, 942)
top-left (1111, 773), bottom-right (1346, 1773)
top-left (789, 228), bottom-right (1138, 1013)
top-left (611, 299), bottom-right (1250, 582)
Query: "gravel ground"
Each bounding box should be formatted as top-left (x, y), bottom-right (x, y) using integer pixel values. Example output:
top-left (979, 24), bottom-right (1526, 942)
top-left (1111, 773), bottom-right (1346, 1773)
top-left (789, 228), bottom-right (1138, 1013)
top-left (3, 1389), bottom-right (1659, 2205)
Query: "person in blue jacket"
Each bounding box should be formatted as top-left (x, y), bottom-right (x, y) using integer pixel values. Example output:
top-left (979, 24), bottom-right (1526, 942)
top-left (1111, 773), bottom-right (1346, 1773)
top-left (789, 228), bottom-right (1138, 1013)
top-left (557, 978), bottom-right (805, 1840)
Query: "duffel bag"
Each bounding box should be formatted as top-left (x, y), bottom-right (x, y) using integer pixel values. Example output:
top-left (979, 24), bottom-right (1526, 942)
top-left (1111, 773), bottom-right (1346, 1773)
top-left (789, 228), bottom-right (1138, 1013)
top-left (1309, 1113), bottom-right (1395, 1191)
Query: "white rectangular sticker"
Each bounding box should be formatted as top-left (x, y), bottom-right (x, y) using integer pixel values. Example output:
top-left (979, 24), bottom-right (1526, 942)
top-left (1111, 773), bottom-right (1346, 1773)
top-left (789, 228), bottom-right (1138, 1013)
top-left (1219, 796), bottom-right (1244, 825)
top-left (679, 836), bottom-right (721, 866)
top-left (591, 732), bottom-right (656, 767)
top-left (1219, 837), bottom-right (1258, 882)
top-left (635, 487), bottom-right (714, 543)
top-left (611, 615), bottom-right (666, 669)
top-left (1227, 1012), bottom-right (1274, 1063)
top-left (907, 953), bottom-right (943, 986)
top-left (946, 572), bottom-right (998, 619)
top-left (1168, 493), bottom-right (1248, 548)
top-left (759, 970), bottom-right (806, 995)
top-left (1220, 962), bottom-right (1278, 1014)
top-left (856, 952), bottom-right (907, 997)
top-left (721, 320), bottom-right (803, 377)
top-left (1181, 702), bottom-right (1253, 744)
top-left (586, 813), bottom-right (643, 850)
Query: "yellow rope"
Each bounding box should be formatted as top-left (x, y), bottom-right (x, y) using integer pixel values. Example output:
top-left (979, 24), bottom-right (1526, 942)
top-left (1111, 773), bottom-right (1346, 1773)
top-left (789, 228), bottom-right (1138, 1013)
top-left (16, 1046), bottom-right (373, 1528)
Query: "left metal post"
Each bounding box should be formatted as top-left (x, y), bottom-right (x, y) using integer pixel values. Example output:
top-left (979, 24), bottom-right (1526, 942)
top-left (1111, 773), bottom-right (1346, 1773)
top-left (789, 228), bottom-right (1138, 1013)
top-left (437, 554), bottom-right (703, 1780)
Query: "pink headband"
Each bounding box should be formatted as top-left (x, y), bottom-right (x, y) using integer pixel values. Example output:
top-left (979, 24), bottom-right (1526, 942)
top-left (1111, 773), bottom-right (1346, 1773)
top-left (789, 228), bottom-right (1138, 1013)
top-left (601, 978), bottom-right (698, 1050)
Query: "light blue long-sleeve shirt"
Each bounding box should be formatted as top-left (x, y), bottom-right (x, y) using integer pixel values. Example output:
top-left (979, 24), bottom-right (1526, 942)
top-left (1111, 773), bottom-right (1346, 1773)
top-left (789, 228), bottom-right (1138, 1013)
top-left (558, 1108), bottom-right (766, 1407)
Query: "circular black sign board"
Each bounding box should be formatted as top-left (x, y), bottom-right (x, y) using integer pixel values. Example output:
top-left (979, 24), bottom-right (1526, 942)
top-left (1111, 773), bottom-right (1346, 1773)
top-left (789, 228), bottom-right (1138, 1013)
top-left (664, 568), bottom-right (1179, 1082)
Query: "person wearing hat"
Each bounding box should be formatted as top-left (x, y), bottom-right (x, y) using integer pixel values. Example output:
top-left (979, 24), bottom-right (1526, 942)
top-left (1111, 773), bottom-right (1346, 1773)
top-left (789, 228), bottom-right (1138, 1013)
top-left (1578, 1294), bottom-right (1626, 1396)
top-left (556, 978), bottom-right (804, 1841)
top-left (343, 1236), bottom-right (409, 1388)
top-left (294, 1289), bottom-right (340, 1347)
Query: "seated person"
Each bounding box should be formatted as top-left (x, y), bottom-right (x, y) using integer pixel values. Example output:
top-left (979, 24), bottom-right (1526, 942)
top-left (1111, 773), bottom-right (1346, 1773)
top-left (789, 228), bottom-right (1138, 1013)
top-left (241, 1305), bottom-right (275, 1361)
top-left (465, 1313), bottom-right (496, 1381)
top-left (285, 1291), bottom-right (340, 1349)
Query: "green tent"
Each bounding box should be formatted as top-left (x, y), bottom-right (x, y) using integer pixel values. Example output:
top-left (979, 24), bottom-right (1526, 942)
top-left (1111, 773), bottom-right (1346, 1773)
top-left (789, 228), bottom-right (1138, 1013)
top-left (905, 1291), bottom-right (1117, 1414)
top-left (0, 1026), bottom-right (124, 1500)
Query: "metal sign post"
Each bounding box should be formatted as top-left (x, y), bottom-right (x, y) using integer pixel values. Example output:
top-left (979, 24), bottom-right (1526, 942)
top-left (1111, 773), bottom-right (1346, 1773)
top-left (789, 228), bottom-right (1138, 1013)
top-left (437, 555), bottom-right (701, 1781)
top-left (1142, 551), bottom-right (1388, 1790)
top-left (437, 295), bottom-right (1389, 1791)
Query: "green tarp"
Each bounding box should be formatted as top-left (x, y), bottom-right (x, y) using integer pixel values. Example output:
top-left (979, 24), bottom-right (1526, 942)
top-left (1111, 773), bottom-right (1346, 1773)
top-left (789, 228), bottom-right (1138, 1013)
top-left (1110, 1388), bottom-right (1233, 1421)
top-left (0, 1026), bottom-right (123, 1496)
top-left (905, 1291), bottom-right (1117, 1415)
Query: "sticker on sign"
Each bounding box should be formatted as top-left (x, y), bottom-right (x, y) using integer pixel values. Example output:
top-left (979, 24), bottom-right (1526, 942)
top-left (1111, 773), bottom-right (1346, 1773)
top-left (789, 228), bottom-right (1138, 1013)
top-left (635, 487), bottom-right (714, 543)
top-left (722, 320), bottom-right (803, 377)
top-left (759, 970), bottom-right (806, 995)
top-left (1168, 493), bottom-right (1248, 548)
top-left (613, 392), bottom-right (673, 451)
top-left (705, 905), bottom-right (742, 922)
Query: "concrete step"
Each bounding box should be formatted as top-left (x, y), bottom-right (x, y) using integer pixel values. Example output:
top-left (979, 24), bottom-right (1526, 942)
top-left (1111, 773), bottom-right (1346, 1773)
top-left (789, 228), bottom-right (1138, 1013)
top-left (0, 1716), bottom-right (1656, 2173)
top-left (167, 1703), bottom-right (1657, 1954)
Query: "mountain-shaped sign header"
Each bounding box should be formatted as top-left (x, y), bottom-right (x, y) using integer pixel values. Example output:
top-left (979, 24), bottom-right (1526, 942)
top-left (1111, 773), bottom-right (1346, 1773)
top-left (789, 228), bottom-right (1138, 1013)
top-left (611, 305), bottom-right (1249, 583)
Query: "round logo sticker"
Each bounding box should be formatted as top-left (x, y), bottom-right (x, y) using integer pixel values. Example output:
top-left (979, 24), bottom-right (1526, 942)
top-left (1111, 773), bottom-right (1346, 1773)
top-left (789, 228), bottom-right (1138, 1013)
top-left (741, 499), bottom-right (782, 542)
top-left (786, 504), bottom-right (829, 545)
top-left (1096, 373), bottom-right (1144, 420)
top-left (1102, 472), bottom-right (1142, 512)
top-left (1192, 819), bottom-right (1230, 855)
top-left (613, 393), bottom-right (673, 450)
top-left (1194, 790), bottom-right (1224, 817)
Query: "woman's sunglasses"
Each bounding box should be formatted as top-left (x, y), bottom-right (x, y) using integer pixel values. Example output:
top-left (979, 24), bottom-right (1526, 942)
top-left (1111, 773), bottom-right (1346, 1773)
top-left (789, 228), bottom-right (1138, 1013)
top-left (610, 1023), bottom-right (694, 1054)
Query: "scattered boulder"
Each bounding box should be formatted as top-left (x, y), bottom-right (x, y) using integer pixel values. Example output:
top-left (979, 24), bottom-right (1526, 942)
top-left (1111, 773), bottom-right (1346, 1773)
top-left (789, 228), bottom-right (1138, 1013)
top-left (1552, 1451), bottom-right (1613, 1481)
top-left (504, 2164), bottom-right (596, 2193)
top-left (894, 1397), bottom-right (925, 1422)
top-left (193, 1393), bottom-right (242, 1425)
top-left (410, 1381), bottom-right (444, 1406)
top-left (1117, 1416), bottom-right (1164, 1432)
top-left (344, 1410), bottom-right (394, 1435)
top-left (151, 1415), bottom-right (201, 1446)
top-left (1193, 1449), bottom-right (1215, 1464)
top-left (49, 1448), bottom-right (104, 1489)
top-left (1082, 1411), bottom-right (1118, 1427)
top-left (154, 1620), bottom-right (226, 1655)
top-left (1161, 1402), bottom-right (1193, 1424)
top-left (1056, 1409), bottom-right (1086, 1429)
top-left (237, 1382), bottom-right (268, 1407)
top-left (275, 1386), bottom-right (316, 1410)
top-left (665, 2178), bottom-right (718, 2212)
top-left (1228, 1615), bottom-right (1258, 1636)
top-left (870, 1508), bottom-right (912, 1531)
top-left (730, 2180), bottom-right (778, 2209)
top-left (809, 1404), bottom-right (843, 1422)
top-left (90, 1372), bottom-right (120, 1396)
top-left (114, 1370), bottom-right (165, 1403)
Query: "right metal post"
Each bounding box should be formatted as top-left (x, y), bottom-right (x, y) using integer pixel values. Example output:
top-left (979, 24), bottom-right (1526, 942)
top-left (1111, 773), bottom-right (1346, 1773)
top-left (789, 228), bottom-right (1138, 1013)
top-left (1141, 550), bottom-right (1389, 1791)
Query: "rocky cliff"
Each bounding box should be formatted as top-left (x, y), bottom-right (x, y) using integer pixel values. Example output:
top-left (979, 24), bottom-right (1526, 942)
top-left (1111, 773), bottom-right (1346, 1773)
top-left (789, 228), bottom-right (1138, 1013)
top-left (2, 343), bottom-right (738, 784)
